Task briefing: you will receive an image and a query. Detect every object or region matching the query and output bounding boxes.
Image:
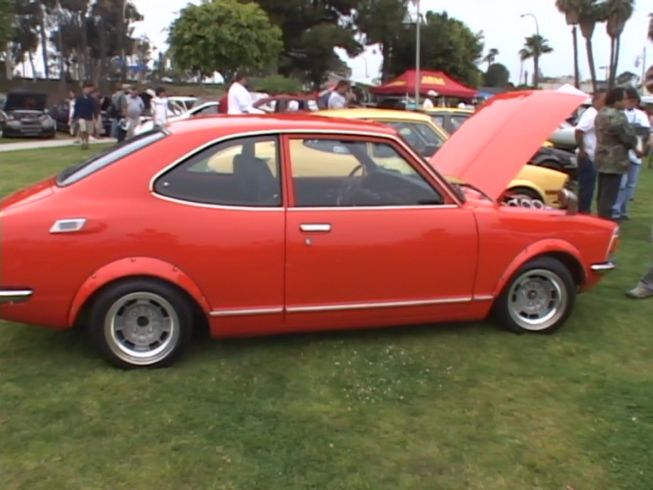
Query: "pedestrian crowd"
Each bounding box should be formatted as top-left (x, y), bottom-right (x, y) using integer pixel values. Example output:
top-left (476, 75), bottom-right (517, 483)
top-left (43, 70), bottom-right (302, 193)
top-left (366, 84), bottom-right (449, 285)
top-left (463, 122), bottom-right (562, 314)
top-left (574, 86), bottom-right (653, 299)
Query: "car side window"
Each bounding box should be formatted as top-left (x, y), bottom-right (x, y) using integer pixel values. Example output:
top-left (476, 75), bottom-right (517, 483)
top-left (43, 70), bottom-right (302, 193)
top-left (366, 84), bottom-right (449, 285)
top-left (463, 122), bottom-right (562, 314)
top-left (154, 136), bottom-right (282, 207)
top-left (382, 121), bottom-right (443, 158)
top-left (289, 138), bottom-right (442, 207)
top-left (451, 116), bottom-right (468, 132)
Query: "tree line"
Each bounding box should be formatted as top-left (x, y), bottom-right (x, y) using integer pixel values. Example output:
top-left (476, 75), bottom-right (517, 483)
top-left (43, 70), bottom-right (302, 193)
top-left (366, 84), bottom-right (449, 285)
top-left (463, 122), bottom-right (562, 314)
top-left (0, 0), bottom-right (485, 90)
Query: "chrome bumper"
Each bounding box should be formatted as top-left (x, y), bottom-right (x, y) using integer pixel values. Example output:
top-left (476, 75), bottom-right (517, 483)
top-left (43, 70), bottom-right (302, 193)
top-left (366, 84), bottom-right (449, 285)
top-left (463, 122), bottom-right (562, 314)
top-left (591, 261), bottom-right (616, 273)
top-left (0, 289), bottom-right (33, 304)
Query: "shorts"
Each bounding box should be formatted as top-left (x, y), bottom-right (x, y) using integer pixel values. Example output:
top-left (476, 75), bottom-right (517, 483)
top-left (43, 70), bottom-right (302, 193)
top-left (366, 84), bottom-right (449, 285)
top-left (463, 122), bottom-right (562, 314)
top-left (78, 119), bottom-right (93, 133)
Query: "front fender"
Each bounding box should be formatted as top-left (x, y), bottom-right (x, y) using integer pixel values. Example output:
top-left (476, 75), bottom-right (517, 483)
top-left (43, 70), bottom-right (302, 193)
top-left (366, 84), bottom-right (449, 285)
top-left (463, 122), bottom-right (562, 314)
top-left (491, 239), bottom-right (584, 298)
top-left (68, 257), bottom-right (211, 326)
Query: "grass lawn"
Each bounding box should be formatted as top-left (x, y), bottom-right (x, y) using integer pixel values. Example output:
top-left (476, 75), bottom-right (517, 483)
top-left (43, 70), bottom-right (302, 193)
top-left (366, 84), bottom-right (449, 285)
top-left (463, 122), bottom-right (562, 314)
top-left (1, 147), bottom-right (652, 490)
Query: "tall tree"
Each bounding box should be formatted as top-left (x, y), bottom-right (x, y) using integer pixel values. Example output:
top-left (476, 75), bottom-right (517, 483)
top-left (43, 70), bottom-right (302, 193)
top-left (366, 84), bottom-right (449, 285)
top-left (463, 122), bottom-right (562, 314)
top-left (603, 0), bottom-right (634, 89)
top-left (0, 0), bottom-right (16, 78)
top-left (577, 0), bottom-right (604, 92)
top-left (484, 62), bottom-right (510, 87)
top-left (519, 34), bottom-right (553, 88)
top-left (168, 0), bottom-right (283, 82)
top-left (647, 12), bottom-right (652, 43)
top-left (388, 11), bottom-right (484, 87)
top-left (555, 0), bottom-right (581, 88)
top-left (482, 48), bottom-right (499, 70)
top-left (355, 0), bottom-right (409, 82)
top-left (242, 0), bottom-right (361, 87)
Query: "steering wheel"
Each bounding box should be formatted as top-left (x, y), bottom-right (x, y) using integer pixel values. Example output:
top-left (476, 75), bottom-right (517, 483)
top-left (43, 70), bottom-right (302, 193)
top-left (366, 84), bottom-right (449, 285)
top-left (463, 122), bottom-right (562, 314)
top-left (336, 164), bottom-right (367, 206)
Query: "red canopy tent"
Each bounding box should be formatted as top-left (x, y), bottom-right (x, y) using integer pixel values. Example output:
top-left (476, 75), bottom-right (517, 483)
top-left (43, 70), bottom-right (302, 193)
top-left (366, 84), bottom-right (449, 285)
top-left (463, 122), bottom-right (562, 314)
top-left (372, 70), bottom-right (476, 99)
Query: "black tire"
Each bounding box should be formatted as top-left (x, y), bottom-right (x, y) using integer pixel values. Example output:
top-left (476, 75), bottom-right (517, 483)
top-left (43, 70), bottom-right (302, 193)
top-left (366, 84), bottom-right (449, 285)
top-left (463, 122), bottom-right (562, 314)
top-left (88, 279), bottom-right (194, 368)
top-left (493, 257), bottom-right (576, 334)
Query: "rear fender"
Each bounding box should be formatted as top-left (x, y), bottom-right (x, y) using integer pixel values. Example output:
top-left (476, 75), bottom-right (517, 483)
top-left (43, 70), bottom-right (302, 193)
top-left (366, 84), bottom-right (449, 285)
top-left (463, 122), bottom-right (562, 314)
top-left (491, 239), bottom-right (584, 297)
top-left (68, 257), bottom-right (211, 326)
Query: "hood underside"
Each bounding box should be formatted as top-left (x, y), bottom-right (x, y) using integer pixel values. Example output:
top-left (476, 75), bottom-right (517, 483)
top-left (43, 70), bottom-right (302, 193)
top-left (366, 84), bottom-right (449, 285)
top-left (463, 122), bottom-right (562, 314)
top-left (429, 90), bottom-right (585, 200)
top-left (4, 92), bottom-right (47, 112)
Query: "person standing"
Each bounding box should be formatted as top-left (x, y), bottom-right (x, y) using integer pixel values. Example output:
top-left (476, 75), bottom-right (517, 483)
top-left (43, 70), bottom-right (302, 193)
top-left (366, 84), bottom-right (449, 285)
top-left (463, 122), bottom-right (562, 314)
top-left (151, 87), bottom-right (169, 127)
top-left (327, 81), bottom-right (350, 109)
top-left (124, 87), bottom-right (144, 139)
top-left (612, 88), bottom-right (651, 220)
top-left (73, 83), bottom-right (96, 150)
top-left (594, 87), bottom-right (638, 219)
top-left (110, 84), bottom-right (129, 139)
top-left (66, 89), bottom-right (76, 137)
top-left (227, 73), bottom-right (254, 115)
top-left (422, 90), bottom-right (437, 110)
top-left (574, 91), bottom-right (605, 213)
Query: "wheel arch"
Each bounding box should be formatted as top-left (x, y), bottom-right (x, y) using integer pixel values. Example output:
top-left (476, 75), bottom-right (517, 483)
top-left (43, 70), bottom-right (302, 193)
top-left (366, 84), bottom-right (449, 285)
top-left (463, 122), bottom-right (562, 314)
top-left (68, 257), bottom-right (211, 328)
top-left (491, 240), bottom-right (586, 298)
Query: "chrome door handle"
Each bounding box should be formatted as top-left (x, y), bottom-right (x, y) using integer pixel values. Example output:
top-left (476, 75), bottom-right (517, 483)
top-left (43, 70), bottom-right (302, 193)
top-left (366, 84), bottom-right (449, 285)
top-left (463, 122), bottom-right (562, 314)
top-left (300, 223), bottom-right (332, 233)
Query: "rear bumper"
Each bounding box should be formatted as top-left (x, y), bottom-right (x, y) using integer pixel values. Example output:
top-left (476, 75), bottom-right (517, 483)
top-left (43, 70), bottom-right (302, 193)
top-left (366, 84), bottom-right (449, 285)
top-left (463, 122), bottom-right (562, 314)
top-left (590, 261), bottom-right (616, 273)
top-left (0, 289), bottom-right (33, 304)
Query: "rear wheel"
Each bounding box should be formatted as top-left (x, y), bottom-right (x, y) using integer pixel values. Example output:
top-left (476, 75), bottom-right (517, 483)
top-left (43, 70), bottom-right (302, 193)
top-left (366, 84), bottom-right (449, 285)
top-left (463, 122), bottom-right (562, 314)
top-left (494, 257), bottom-right (576, 334)
top-left (89, 279), bottom-right (193, 368)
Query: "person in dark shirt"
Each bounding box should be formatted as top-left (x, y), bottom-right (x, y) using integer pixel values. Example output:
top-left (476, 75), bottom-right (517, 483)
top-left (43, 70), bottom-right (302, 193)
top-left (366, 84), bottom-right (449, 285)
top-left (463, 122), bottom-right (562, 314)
top-left (73, 83), bottom-right (96, 149)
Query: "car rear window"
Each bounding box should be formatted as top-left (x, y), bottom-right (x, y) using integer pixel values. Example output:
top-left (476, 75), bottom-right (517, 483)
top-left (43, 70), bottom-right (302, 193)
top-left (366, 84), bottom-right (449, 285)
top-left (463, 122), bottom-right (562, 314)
top-left (57, 130), bottom-right (166, 186)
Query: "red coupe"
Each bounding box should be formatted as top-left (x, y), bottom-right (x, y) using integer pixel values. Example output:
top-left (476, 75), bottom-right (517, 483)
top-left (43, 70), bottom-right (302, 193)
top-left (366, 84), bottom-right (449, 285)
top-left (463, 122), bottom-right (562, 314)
top-left (0, 91), bottom-right (618, 368)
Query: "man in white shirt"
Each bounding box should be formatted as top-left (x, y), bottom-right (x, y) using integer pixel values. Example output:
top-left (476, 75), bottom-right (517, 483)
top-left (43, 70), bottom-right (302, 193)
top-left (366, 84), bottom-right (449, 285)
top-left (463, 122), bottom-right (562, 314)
top-left (227, 73), bottom-right (254, 115)
top-left (151, 87), bottom-right (169, 127)
top-left (327, 80), bottom-right (350, 109)
top-left (574, 91), bottom-right (605, 213)
top-left (613, 88), bottom-right (651, 220)
top-left (422, 90), bottom-right (437, 110)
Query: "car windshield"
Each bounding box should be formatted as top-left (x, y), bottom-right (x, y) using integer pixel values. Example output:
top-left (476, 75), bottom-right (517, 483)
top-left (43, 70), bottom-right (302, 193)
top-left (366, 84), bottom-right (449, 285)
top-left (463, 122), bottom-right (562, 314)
top-left (383, 121), bottom-right (444, 157)
top-left (57, 130), bottom-right (166, 186)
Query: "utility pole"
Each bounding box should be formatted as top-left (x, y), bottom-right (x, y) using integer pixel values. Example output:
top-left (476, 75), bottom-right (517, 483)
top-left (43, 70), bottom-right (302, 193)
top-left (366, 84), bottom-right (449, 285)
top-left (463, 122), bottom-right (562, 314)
top-left (414, 0), bottom-right (421, 107)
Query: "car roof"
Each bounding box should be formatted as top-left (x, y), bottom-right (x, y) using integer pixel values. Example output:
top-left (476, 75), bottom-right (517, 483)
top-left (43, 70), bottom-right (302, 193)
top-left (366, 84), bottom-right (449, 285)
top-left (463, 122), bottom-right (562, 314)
top-left (423, 108), bottom-right (474, 115)
top-left (319, 108), bottom-right (434, 123)
top-left (166, 113), bottom-right (397, 138)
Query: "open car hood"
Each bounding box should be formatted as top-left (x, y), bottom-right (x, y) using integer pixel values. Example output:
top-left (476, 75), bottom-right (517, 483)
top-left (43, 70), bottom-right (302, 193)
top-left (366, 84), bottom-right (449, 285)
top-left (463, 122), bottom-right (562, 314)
top-left (429, 90), bottom-right (585, 200)
top-left (4, 92), bottom-right (47, 112)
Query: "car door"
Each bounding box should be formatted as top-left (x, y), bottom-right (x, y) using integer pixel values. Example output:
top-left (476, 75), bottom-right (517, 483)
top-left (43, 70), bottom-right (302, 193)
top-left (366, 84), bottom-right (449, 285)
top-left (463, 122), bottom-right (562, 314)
top-left (152, 135), bottom-right (285, 335)
top-left (282, 134), bottom-right (479, 331)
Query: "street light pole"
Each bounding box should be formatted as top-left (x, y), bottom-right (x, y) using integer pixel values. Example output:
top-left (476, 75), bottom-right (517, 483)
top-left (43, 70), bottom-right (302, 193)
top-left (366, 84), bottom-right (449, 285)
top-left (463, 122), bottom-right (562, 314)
top-left (121, 0), bottom-right (128, 81)
top-left (521, 13), bottom-right (540, 87)
top-left (414, 0), bottom-right (421, 107)
top-left (520, 13), bottom-right (540, 37)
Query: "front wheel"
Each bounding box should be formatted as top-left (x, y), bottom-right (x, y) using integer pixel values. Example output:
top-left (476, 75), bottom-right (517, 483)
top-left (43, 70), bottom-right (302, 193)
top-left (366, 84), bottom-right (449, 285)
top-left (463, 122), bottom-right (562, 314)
top-left (494, 257), bottom-right (576, 334)
top-left (89, 279), bottom-right (194, 368)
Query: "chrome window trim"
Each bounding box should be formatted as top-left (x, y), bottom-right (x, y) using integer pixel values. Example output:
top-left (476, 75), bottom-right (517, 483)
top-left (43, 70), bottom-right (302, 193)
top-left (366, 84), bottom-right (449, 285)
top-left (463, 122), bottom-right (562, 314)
top-left (288, 204), bottom-right (459, 212)
top-left (149, 129), bottom-right (462, 210)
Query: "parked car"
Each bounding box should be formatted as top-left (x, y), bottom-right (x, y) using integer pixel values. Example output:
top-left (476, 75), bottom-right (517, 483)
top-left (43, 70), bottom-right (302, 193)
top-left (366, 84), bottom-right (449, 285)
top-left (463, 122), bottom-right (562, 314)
top-left (423, 107), bottom-right (578, 178)
top-left (0, 90), bottom-right (618, 368)
top-left (50, 100), bottom-right (112, 137)
top-left (319, 108), bottom-right (570, 207)
top-left (0, 91), bottom-right (56, 138)
top-left (136, 100), bottom-right (221, 135)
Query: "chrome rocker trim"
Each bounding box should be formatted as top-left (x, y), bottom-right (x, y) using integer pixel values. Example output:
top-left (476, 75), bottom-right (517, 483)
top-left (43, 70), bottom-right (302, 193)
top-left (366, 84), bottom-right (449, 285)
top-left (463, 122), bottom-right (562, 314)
top-left (0, 289), bottom-right (33, 304)
top-left (590, 261), bottom-right (616, 273)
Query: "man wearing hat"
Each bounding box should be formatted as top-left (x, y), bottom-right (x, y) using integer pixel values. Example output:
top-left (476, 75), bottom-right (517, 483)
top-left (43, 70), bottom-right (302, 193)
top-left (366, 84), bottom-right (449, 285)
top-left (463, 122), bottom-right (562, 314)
top-left (422, 90), bottom-right (438, 110)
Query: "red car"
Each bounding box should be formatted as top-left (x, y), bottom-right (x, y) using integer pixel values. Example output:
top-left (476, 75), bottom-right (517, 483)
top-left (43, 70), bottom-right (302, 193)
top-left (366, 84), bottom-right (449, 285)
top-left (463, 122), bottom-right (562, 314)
top-left (0, 91), bottom-right (618, 368)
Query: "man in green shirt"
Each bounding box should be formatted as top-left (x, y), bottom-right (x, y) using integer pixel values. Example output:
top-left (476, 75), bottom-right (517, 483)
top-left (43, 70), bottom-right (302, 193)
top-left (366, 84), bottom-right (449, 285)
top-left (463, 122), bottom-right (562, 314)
top-left (594, 87), bottom-right (639, 219)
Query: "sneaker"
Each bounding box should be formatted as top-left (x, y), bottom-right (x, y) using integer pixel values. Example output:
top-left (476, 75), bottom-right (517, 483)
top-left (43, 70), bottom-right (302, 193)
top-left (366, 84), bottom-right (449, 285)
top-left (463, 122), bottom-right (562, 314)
top-left (626, 283), bottom-right (653, 299)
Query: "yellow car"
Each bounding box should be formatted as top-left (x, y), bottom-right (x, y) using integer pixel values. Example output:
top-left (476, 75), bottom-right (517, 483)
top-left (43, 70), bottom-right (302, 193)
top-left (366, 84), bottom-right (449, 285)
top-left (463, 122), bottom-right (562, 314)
top-left (317, 108), bottom-right (569, 207)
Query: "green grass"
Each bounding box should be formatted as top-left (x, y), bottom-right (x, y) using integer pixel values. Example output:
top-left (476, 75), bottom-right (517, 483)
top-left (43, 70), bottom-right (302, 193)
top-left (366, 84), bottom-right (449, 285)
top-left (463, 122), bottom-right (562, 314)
top-left (1, 148), bottom-right (652, 489)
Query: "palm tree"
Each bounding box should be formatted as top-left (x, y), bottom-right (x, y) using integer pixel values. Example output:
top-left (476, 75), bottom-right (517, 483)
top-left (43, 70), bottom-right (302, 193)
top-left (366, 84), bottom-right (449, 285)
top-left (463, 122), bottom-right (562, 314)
top-left (577, 0), bottom-right (604, 93)
top-left (555, 0), bottom-right (581, 88)
top-left (482, 48), bottom-right (499, 70)
top-left (519, 35), bottom-right (553, 88)
top-left (603, 0), bottom-right (634, 89)
top-left (648, 12), bottom-right (652, 42)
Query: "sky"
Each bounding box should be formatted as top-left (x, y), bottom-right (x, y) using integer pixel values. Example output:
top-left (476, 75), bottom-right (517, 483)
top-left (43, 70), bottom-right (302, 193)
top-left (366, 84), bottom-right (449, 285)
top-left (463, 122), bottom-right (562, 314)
top-left (131, 0), bottom-right (652, 85)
